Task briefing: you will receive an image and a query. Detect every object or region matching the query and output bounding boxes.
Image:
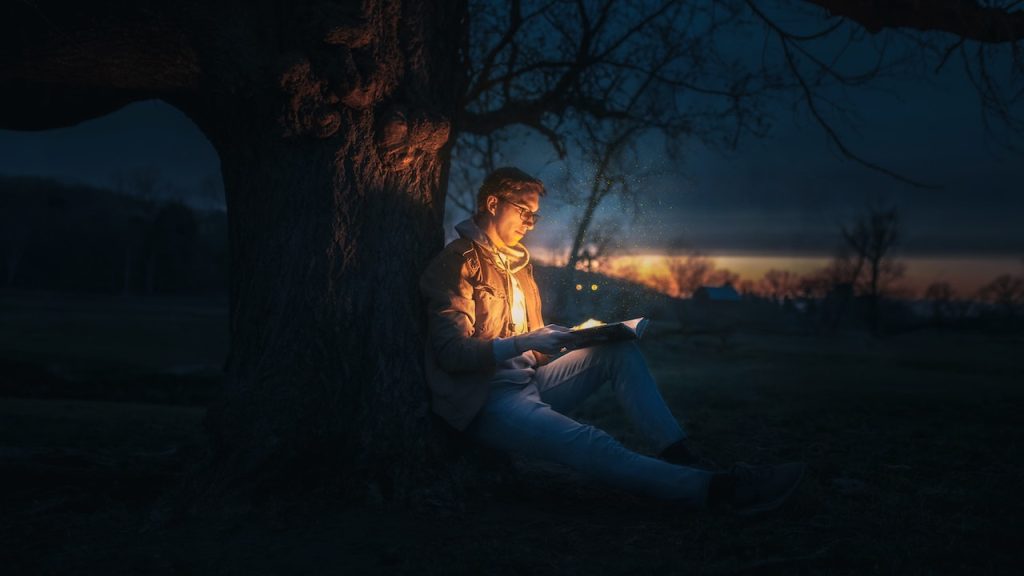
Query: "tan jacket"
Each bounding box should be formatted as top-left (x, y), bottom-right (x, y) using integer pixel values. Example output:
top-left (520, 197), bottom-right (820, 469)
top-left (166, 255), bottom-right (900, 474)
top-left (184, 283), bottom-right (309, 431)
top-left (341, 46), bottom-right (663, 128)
top-left (420, 237), bottom-right (545, 430)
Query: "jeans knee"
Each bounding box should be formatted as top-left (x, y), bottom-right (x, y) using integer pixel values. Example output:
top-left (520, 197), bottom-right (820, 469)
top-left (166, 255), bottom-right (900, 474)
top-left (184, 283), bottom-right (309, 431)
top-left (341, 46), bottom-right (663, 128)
top-left (604, 340), bottom-right (642, 364)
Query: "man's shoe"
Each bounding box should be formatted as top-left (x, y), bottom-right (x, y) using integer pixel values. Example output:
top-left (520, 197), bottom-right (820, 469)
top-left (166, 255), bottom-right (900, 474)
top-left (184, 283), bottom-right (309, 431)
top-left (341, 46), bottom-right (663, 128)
top-left (658, 439), bottom-right (720, 470)
top-left (726, 462), bottom-right (806, 516)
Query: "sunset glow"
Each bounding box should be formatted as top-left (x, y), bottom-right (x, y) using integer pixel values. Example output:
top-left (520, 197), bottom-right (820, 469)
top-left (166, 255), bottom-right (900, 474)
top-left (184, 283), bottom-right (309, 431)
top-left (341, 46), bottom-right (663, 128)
top-left (534, 251), bottom-right (1022, 298)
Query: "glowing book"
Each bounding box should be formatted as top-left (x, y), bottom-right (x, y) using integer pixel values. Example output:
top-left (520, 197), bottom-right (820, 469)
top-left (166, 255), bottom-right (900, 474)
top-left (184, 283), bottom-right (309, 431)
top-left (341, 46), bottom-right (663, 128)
top-left (568, 317), bottom-right (649, 350)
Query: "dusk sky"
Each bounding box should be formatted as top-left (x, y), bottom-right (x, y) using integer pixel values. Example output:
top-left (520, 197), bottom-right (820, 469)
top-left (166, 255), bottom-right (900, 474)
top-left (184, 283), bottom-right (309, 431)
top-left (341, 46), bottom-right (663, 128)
top-left (1, 17), bottom-right (1021, 295)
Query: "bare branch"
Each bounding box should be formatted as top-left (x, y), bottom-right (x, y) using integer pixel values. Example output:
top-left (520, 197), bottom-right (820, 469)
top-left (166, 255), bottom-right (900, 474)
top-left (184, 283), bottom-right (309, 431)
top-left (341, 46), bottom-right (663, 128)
top-left (776, 30), bottom-right (939, 187)
top-left (935, 36), bottom-right (967, 73)
top-left (800, 0), bottom-right (1024, 43)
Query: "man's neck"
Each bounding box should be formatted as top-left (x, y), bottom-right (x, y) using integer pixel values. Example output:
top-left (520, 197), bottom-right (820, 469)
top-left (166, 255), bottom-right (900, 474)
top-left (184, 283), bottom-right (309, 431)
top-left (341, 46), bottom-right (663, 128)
top-left (475, 216), bottom-right (511, 252)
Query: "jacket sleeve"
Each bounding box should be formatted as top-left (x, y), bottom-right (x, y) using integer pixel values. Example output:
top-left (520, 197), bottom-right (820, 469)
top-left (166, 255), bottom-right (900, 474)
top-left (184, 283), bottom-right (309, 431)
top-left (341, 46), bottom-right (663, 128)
top-left (420, 245), bottom-right (496, 373)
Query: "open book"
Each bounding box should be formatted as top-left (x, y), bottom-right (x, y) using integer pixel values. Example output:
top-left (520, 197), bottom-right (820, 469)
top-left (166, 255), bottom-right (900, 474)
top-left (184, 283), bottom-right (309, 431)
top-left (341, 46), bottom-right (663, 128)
top-left (568, 317), bottom-right (649, 350)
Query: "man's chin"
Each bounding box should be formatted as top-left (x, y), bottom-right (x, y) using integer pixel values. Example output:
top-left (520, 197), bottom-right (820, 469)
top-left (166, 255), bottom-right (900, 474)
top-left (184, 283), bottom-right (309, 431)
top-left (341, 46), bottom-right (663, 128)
top-left (502, 232), bottom-right (526, 246)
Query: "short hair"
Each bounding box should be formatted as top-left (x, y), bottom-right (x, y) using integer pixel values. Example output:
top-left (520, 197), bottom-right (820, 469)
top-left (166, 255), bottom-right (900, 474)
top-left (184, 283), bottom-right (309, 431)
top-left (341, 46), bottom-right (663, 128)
top-left (476, 167), bottom-right (546, 215)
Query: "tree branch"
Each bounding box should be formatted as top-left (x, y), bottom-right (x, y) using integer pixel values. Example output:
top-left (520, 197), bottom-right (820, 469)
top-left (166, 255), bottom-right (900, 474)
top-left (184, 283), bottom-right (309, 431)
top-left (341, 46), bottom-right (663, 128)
top-left (779, 35), bottom-right (939, 188)
top-left (0, 1), bottom-right (200, 130)
top-left (801, 0), bottom-right (1024, 43)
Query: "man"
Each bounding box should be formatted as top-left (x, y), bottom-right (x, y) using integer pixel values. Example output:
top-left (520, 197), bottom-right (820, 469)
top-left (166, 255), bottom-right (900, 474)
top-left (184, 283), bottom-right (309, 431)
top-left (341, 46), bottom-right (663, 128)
top-left (420, 167), bottom-right (804, 513)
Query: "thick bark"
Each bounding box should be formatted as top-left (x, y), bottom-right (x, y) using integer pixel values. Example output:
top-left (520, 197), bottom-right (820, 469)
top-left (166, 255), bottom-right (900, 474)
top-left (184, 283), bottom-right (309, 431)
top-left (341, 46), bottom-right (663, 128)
top-left (187, 1), bottom-right (464, 496)
top-left (1, 1), bottom-right (463, 497)
top-left (201, 89), bottom-right (455, 495)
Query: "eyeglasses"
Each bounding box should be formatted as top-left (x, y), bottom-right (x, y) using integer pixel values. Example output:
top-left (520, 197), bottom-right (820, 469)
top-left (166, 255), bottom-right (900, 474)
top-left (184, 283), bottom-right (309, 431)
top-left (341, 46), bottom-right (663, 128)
top-left (499, 197), bottom-right (541, 225)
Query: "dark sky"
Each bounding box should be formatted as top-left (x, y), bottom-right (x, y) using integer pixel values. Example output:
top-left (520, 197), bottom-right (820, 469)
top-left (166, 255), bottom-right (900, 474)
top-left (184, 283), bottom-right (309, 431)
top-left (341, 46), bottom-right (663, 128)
top-left (514, 64), bottom-right (1023, 260)
top-left (0, 100), bottom-right (223, 210)
top-left (1, 18), bottom-right (1021, 270)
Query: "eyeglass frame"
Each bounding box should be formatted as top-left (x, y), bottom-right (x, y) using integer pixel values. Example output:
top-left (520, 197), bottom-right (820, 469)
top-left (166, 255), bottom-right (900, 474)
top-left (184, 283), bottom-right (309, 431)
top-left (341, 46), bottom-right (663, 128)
top-left (497, 196), bottom-right (541, 225)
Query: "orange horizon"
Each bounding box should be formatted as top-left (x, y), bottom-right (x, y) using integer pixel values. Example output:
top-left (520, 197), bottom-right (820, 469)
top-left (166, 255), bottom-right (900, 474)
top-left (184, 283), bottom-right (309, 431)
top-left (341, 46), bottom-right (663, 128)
top-left (529, 250), bottom-right (1022, 299)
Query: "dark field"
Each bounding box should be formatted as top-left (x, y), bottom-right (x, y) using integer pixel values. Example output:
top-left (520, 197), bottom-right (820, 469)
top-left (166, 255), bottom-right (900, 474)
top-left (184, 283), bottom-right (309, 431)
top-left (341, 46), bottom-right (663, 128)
top-left (2, 292), bottom-right (1022, 575)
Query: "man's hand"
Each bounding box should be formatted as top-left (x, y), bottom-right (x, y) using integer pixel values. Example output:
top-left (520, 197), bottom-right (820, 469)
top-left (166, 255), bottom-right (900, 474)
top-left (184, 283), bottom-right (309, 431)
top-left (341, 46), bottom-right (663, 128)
top-left (515, 324), bottom-right (578, 355)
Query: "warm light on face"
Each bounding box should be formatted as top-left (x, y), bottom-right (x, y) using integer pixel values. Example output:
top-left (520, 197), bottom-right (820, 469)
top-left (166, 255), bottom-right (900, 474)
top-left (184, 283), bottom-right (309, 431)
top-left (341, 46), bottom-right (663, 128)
top-left (572, 318), bottom-right (605, 330)
top-left (490, 191), bottom-right (540, 247)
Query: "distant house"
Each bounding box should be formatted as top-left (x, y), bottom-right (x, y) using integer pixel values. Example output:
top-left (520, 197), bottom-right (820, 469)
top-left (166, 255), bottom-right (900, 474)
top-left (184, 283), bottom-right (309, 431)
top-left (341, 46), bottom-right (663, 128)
top-left (693, 283), bottom-right (741, 303)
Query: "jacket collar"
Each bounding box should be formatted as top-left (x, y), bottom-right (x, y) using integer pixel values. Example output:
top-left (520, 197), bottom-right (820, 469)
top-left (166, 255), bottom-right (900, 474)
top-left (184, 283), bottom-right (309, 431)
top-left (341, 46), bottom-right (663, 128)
top-left (455, 217), bottom-right (531, 273)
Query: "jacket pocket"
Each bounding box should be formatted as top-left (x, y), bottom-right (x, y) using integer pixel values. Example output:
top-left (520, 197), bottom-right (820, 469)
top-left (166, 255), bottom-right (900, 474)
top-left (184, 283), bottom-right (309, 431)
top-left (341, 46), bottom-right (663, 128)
top-left (472, 284), bottom-right (506, 338)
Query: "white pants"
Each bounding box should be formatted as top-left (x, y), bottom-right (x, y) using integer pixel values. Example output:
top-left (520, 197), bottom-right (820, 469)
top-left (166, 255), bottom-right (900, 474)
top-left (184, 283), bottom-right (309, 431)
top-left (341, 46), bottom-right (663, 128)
top-left (466, 341), bottom-right (712, 506)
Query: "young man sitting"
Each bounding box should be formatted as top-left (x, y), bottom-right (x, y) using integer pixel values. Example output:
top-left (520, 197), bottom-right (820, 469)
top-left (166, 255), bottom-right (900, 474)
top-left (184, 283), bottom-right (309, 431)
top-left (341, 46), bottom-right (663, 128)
top-left (420, 167), bottom-right (804, 514)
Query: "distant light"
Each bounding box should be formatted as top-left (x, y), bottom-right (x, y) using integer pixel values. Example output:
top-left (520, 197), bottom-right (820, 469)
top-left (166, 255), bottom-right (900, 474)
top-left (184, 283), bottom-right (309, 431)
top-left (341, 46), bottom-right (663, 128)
top-left (575, 284), bottom-right (583, 291)
top-left (590, 284), bottom-right (599, 291)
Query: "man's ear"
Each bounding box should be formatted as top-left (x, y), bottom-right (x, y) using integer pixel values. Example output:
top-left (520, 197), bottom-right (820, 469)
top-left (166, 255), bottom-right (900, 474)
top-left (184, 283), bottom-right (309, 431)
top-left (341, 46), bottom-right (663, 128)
top-left (486, 195), bottom-right (498, 215)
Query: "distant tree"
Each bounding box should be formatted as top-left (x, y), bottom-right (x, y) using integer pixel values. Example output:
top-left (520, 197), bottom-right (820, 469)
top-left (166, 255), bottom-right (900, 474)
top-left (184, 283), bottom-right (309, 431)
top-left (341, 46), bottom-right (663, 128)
top-left (758, 269), bottom-right (802, 303)
top-left (840, 204), bottom-right (905, 332)
top-left (820, 245), bottom-right (865, 292)
top-left (924, 281), bottom-right (955, 327)
top-left (801, 244), bottom-right (869, 333)
top-left (608, 261), bottom-right (677, 296)
top-left (715, 269), bottom-right (741, 291)
top-left (797, 272), bottom-right (831, 300)
top-left (923, 281), bottom-right (953, 302)
top-left (977, 274), bottom-right (1024, 318)
top-left (667, 251), bottom-right (738, 298)
top-left (668, 252), bottom-right (716, 298)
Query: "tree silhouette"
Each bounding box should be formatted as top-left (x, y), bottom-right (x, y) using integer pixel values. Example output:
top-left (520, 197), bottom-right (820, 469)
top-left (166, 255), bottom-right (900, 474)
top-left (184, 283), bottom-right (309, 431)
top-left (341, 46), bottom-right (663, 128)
top-left (924, 281), bottom-right (956, 328)
top-left (758, 269), bottom-right (802, 303)
top-left (977, 274), bottom-right (1024, 318)
top-left (667, 252), bottom-right (738, 298)
top-left (841, 204), bottom-right (905, 332)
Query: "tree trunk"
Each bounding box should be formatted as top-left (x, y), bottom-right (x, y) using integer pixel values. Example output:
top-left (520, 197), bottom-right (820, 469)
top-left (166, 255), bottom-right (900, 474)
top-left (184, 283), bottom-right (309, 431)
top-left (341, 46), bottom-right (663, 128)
top-left (187, 2), bottom-right (464, 498)
top-left (1, 0), bottom-right (466, 499)
top-left (201, 107), bottom-right (453, 497)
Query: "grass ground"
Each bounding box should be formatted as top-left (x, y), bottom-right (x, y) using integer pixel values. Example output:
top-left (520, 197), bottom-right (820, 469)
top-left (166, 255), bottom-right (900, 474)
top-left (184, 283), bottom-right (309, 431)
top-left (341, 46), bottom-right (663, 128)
top-left (1, 291), bottom-right (1022, 574)
top-left (0, 290), bottom-right (227, 376)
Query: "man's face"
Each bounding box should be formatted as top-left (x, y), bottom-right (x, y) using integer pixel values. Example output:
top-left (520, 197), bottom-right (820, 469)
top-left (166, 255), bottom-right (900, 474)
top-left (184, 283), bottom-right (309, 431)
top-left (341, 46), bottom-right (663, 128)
top-left (488, 190), bottom-right (540, 247)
